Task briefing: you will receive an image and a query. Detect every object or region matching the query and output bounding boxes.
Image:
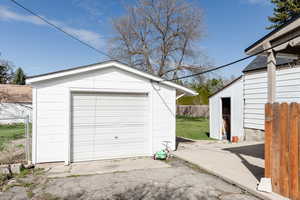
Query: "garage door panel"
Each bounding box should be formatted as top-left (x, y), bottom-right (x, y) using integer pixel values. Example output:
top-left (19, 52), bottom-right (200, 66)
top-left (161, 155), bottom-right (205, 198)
top-left (73, 116), bottom-right (96, 124)
top-left (94, 127), bottom-right (146, 134)
top-left (94, 143), bottom-right (147, 153)
top-left (93, 134), bottom-right (146, 142)
top-left (71, 92), bottom-right (149, 162)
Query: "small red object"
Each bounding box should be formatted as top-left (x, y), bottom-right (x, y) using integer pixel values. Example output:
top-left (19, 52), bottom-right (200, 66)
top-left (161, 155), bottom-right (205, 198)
top-left (231, 136), bottom-right (239, 143)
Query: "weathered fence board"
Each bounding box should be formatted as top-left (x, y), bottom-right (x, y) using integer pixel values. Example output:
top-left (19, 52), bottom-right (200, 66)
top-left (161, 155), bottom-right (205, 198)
top-left (265, 103), bottom-right (300, 199)
top-left (279, 103), bottom-right (289, 197)
top-left (265, 103), bottom-right (272, 178)
top-left (176, 105), bottom-right (209, 118)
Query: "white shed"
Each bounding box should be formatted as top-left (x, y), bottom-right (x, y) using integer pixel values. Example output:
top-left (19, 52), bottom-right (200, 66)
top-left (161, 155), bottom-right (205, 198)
top-left (26, 61), bottom-right (197, 164)
top-left (209, 77), bottom-right (243, 141)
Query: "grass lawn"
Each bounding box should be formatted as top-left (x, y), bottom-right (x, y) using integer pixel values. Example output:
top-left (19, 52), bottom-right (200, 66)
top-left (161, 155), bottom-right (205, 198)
top-left (0, 123), bottom-right (25, 150)
top-left (176, 116), bottom-right (211, 140)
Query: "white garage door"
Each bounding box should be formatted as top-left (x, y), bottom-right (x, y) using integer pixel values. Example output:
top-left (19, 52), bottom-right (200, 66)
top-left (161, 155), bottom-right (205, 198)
top-left (71, 92), bottom-right (150, 162)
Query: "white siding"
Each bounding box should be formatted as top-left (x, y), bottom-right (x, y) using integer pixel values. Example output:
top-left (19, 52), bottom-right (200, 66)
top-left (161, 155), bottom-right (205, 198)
top-left (32, 67), bottom-right (176, 163)
top-left (209, 78), bottom-right (244, 140)
top-left (276, 66), bottom-right (300, 102)
top-left (243, 65), bottom-right (300, 131)
top-left (243, 71), bottom-right (267, 130)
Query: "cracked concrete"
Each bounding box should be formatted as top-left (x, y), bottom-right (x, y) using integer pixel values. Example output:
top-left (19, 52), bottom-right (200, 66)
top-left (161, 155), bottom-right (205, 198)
top-left (1, 157), bottom-right (260, 200)
top-left (37, 157), bottom-right (171, 178)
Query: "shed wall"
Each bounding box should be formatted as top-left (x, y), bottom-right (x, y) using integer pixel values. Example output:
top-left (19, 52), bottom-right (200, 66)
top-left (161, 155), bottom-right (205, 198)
top-left (209, 78), bottom-right (244, 140)
top-left (32, 67), bottom-right (176, 163)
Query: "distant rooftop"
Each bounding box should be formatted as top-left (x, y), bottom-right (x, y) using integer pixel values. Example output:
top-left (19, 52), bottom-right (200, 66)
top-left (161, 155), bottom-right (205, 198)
top-left (242, 56), bottom-right (295, 73)
top-left (0, 84), bottom-right (32, 103)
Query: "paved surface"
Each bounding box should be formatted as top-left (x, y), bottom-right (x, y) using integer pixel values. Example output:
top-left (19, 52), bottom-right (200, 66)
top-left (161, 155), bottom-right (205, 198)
top-left (1, 157), bottom-right (260, 200)
top-left (174, 139), bottom-right (289, 200)
top-left (37, 157), bottom-right (170, 178)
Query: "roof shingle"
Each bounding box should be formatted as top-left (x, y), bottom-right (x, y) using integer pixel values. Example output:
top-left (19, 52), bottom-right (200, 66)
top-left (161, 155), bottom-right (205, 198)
top-left (243, 56), bottom-right (295, 73)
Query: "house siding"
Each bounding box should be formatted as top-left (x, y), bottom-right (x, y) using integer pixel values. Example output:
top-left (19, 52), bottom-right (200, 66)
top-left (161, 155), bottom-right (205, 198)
top-left (243, 65), bottom-right (300, 131)
top-left (243, 71), bottom-right (267, 130)
top-left (32, 67), bottom-right (176, 163)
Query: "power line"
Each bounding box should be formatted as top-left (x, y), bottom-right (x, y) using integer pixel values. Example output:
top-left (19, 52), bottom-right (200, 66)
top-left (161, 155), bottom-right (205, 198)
top-left (8, 0), bottom-right (300, 82)
top-left (165, 32), bottom-right (300, 82)
top-left (9, 0), bottom-right (112, 59)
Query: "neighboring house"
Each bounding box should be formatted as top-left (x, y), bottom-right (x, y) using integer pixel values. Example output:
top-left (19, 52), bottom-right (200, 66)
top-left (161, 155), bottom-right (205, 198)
top-left (210, 15), bottom-right (300, 141)
top-left (0, 84), bottom-right (32, 124)
top-left (26, 60), bottom-right (197, 164)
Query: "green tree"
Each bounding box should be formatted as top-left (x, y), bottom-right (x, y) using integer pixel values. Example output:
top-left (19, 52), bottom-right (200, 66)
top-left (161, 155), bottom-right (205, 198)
top-left (267, 0), bottom-right (300, 30)
top-left (177, 78), bottom-right (224, 105)
top-left (13, 67), bottom-right (26, 85)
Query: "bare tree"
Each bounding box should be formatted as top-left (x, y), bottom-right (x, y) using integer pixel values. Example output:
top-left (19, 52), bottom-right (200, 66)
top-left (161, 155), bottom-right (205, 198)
top-left (109, 0), bottom-right (206, 79)
top-left (0, 59), bottom-right (14, 84)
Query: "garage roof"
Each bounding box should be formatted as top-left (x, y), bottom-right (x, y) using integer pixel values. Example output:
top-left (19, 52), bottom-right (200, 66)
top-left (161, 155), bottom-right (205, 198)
top-left (242, 56), bottom-right (295, 73)
top-left (26, 60), bottom-right (198, 96)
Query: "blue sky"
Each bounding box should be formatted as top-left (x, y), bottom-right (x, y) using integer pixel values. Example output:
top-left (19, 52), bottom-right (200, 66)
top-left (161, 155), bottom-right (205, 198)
top-left (0, 0), bottom-right (274, 78)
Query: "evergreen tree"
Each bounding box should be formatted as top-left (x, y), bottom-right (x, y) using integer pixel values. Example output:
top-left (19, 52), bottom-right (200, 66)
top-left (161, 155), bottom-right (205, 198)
top-left (13, 67), bottom-right (26, 85)
top-left (268, 0), bottom-right (300, 30)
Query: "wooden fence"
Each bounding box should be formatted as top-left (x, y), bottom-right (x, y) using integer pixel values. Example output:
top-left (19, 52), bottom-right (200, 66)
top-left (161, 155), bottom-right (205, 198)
top-left (265, 103), bottom-right (300, 199)
top-left (176, 105), bottom-right (209, 118)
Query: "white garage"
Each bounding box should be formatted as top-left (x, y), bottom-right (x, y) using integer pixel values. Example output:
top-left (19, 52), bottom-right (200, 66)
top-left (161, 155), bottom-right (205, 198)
top-left (27, 61), bottom-right (197, 164)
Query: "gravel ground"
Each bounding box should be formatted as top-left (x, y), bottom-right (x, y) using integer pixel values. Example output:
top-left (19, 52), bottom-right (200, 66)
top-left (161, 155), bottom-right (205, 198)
top-left (1, 158), bottom-right (261, 200)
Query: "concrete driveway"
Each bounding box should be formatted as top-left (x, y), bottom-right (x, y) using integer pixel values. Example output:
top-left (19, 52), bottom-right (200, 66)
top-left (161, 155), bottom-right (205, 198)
top-left (174, 139), bottom-right (288, 200)
top-left (37, 157), bottom-right (170, 178)
top-left (1, 157), bottom-right (260, 200)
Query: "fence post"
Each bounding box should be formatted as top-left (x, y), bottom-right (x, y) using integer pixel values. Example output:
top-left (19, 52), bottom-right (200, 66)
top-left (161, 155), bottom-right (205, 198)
top-left (25, 115), bottom-right (30, 164)
top-left (289, 103), bottom-right (299, 200)
top-left (279, 103), bottom-right (289, 196)
top-left (271, 103), bottom-right (280, 193)
top-left (265, 103), bottom-right (272, 178)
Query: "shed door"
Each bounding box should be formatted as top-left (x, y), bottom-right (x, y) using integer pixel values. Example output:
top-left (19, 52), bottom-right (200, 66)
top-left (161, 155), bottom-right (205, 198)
top-left (71, 92), bottom-right (149, 162)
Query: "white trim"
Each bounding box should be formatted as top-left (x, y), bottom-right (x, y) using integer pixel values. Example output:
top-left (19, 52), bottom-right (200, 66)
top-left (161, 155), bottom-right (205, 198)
top-left (65, 89), bottom-right (71, 165)
top-left (176, 93), bottom-right (186, 100)
top-left (26, 61), bottom-right (197, 96)
top-left (69, 87), bottom-right (149, 94)
top-left (148, 90), bottom-right (153, 155)
top-left (67, 87), bottom-right (153, 163)
top-left (246, 18), bottom-right (300, 54)
top-left (32, 88), bottom-right (37, 164)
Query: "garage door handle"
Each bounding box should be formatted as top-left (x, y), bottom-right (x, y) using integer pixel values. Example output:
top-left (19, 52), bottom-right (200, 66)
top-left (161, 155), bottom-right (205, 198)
top-left (114, 136), bottom-right (118, 139)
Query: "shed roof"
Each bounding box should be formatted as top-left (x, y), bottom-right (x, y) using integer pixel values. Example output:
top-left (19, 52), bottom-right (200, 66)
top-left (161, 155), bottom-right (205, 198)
top-left (0, 84), bottom-right (32, 103)
top-left (209, 76), bottom-right (242, 98)
top-left (242, 56), bottom-right (295, 73)
top-left (26, 60), bottom-right (198, 96)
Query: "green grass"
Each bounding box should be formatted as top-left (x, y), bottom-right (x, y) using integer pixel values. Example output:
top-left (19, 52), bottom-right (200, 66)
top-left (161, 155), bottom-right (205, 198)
top-left (176, 116), bottom-right (211, 140)
top-left (0, 123), bottom-right (26, 150)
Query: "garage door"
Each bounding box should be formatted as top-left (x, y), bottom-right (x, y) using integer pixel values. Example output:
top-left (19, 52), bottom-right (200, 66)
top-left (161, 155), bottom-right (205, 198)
top-left (71, 92), bottom-right (149, 162)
